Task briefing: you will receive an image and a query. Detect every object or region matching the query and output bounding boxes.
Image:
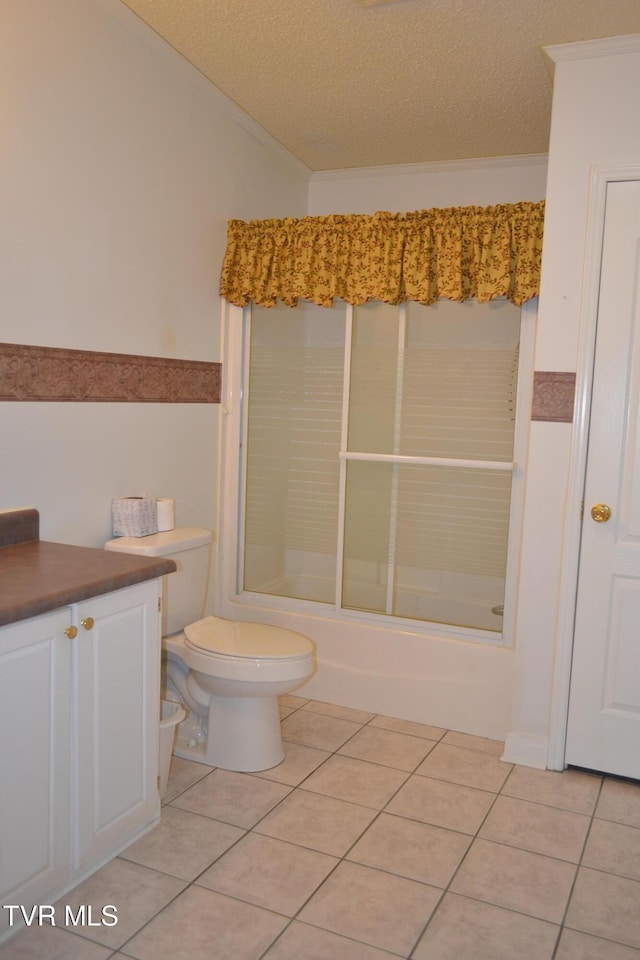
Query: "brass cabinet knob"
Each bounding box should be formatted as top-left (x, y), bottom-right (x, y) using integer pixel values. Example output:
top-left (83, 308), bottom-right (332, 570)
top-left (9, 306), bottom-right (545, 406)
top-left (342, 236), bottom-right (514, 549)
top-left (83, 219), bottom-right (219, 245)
top-left (64, 625), bottom-right (78, 639)
top-left (591, 503), bottom-right (612, 523)
top-left (80, 617), bottom-right (95, 630)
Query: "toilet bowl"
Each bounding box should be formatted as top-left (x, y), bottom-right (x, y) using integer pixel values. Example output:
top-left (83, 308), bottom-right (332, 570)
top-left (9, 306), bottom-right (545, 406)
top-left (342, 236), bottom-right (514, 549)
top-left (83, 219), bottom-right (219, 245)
top-left (164, 617), bottom-right (315, 771)
top-left (104, 527), bottom-right (316, 774)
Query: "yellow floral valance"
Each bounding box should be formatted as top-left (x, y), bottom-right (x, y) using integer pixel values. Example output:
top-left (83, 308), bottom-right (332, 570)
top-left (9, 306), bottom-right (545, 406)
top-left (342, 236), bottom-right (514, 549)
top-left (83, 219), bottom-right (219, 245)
top-left (220, 201), bottom-right (544, 309)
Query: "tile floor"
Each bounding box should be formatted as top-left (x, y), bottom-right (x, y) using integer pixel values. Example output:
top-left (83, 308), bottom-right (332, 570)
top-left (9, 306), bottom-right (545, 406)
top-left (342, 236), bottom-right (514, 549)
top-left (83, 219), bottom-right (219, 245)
top-left (3, 695), bottom-right (640, 959)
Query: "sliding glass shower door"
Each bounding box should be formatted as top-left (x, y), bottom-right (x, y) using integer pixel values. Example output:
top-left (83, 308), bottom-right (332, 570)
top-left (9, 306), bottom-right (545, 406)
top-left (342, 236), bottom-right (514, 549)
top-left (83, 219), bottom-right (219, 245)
top-left (240, 297), bottom-right (522, 634)
top-left (242, 302), bottom-right (345, 604)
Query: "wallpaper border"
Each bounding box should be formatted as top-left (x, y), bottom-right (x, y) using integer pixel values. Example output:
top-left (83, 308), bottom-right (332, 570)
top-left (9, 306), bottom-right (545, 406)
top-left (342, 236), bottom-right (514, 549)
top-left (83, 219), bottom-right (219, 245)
top-left (531, 371), bottom-right (576, 423)
top-left (0, 342), bottom-right (221, 403)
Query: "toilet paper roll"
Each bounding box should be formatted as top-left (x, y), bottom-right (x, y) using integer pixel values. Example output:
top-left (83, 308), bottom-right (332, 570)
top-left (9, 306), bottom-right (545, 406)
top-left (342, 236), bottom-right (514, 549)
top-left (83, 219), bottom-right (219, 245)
top-left (156, 498), bottom-right (175, 532)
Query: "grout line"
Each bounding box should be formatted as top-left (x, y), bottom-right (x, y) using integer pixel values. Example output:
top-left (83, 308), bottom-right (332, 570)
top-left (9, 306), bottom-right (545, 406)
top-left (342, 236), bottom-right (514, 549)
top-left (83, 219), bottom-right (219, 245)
top-left (549, 774), bottom-right (605, 960)
top-left (405, 766), bottom-right (508, 956)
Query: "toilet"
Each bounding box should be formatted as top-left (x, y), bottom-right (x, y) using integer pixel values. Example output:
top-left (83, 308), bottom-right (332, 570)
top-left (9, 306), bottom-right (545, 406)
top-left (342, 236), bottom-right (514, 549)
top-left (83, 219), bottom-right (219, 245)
top-left (104, 527), bottom-right (315, 771)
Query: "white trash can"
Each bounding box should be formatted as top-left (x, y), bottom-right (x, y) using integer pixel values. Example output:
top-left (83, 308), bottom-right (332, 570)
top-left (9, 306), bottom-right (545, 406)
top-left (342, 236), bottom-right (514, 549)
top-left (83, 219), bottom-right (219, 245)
top-left (159, 700), bottom-right (186, 799)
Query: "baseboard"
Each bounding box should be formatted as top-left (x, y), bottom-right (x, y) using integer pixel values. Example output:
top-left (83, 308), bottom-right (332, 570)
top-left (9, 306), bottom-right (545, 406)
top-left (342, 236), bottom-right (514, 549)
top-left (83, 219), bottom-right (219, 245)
top-left (501, 731), bottom-right (550, 769)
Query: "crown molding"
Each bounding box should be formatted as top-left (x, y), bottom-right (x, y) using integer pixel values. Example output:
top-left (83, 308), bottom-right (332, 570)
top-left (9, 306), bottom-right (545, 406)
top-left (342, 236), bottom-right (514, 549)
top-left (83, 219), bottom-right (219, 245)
top-left (544, 33), bottom-right (640, 69)
top-left (311, 154), bottom-right (548, 182)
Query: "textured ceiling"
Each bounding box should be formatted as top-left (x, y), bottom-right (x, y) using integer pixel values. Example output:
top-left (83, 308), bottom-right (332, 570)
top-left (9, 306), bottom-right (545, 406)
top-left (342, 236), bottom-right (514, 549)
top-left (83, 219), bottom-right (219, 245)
top-left (119, 0), bottom-right (640, 171)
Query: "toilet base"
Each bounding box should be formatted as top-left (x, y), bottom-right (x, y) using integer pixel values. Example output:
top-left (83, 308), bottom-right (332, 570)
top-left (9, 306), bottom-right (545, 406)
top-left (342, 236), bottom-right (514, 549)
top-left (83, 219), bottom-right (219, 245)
top-left (174, 693), bottom-right (285, 772)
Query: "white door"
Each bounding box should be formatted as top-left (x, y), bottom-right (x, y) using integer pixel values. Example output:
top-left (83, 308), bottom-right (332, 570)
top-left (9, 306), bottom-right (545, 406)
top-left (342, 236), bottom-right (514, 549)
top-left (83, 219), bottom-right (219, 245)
top-left (566, 179), bottom-right (640, 779)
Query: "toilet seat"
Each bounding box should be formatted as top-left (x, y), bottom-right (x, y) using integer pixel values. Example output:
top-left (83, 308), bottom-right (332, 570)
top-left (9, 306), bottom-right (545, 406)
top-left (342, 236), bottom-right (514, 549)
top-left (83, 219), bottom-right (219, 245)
top-left (184, 616), bottom-right (313, 661)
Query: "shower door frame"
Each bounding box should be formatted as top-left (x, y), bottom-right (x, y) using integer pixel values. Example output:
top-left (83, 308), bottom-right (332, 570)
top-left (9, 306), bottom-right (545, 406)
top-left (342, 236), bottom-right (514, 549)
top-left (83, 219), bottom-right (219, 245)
top-left (217, 298), bottom-right (536, 648)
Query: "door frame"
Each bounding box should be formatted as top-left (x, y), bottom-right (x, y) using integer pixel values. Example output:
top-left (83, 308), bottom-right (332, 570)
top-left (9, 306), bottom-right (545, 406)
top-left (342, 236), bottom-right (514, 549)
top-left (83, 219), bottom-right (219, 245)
top-left (548, 162), bottom-right (640, 769)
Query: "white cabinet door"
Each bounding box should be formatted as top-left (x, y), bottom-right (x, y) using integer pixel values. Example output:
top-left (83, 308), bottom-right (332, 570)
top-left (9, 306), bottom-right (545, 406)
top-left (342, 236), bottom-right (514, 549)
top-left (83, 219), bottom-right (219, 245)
top-left (566, 179), bottom-right (640, 778)
top-left (0, 609), bottom-right (71, 923)
top-left (73, 580), bottom-right (161, 870)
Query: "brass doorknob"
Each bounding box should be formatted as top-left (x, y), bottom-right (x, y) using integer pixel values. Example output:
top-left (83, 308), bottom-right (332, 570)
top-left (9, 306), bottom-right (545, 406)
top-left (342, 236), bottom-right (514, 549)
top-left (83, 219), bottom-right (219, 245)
top-left (591, 503), bottom-right (612, 523)
top-left (81, 617), bottom-right (95, 630)
top-left (64, 625), bottom-right (78, 639)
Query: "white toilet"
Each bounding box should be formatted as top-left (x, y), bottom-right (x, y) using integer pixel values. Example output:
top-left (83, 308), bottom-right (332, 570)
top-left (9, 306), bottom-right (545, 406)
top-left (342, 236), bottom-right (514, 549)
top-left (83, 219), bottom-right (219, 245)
top-left (105, 527), bottom-right (315, 771)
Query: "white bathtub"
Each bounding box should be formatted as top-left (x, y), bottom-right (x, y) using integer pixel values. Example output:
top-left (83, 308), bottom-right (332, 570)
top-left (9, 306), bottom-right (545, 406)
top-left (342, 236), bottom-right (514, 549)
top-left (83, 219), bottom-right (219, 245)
top-left (221, 573), bottom-right (514, 741)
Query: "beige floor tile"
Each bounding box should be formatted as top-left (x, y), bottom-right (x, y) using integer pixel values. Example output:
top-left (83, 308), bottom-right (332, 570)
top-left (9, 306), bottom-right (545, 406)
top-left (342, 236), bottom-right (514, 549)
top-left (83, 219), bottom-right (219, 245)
top-left (386, 774), bottom-right (496, 833)
top-left (280, 711), bottom-right (363, 751)
top-left (249, 740), bottom-right (331, 786)
top-left (0, 925), bottom-right (112, 960)
top-left (441, 730), bottom-right (505, 757)
top-left (278, 693), bottom-right (309, 710)
top-left (255, 788), bottom-right (377, 856)
top-left (170, 768), bottom-right (291, 827)
top-left (299, 861), bottom-right (441, 955)
top-left (347, 812), bottom-right (471, 887)
top-left (262, 920), bottom-right (399, 959)
top-left (450, 838), bottom-right (576, 924)
top-left (301, 699), bottom-right (376, 724)
top-left (161, 755), bottom-right (211, 803)
top-left (479, 795), bottom-right (590, 862)
top-left (368, 714), bottom-right (447, 741)
top-left (412, 893), bottom-right (559, 960)
top-left (338, 725), bottom-right (436, 771)
top-left (555, 928), bottom-right (640, 959)
top-left (502, 765), bottom-right (602, 814)
top-left (582, 819), bottom-right (640, 881)
top-left (565, 867), bottom-right (640, 949)
top-left (416, 742), bottom-right (512, 792)
top-left (196, 832), bottom-right (337, 916)
top-left (15, 707), bottom-right (640, 960)
top-left (52, 859), bottom-right (187, 949)
top-left (118, 805), bottom-right (245, 879)
top-left (596, 778), bottom-right (640, 828)
top-left (301, 755), bottom-right (408, 809)
top-left (122, 885), bottom-right (287, 960)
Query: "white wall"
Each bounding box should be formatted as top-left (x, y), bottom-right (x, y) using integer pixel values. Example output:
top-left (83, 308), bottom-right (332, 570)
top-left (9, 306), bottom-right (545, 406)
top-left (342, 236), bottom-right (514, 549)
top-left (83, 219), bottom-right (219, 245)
top-left (0, 0), bottom-right (309, 551)
top-left (309, 154), bottom-right (548, 215)
top-left (505, 37), bottom-right (640, 769)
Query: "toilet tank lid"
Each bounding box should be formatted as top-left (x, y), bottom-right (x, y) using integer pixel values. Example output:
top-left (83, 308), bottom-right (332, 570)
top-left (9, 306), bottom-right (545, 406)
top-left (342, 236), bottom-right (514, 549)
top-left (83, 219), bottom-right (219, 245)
top-left (104, 526), bottom-right (213, 556)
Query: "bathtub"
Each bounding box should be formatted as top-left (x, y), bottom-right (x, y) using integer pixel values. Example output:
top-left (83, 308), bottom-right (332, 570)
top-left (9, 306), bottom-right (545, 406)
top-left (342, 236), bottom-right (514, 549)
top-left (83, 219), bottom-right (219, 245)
top-left (220, 573), bottom-right (514, 741)
top-left (253, 573), bottom-right (504, 632)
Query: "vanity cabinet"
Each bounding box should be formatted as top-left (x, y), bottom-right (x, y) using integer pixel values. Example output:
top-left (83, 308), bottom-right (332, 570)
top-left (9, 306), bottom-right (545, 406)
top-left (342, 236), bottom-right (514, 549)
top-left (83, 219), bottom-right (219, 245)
top-left (0, 579), bottom-right (161, 933)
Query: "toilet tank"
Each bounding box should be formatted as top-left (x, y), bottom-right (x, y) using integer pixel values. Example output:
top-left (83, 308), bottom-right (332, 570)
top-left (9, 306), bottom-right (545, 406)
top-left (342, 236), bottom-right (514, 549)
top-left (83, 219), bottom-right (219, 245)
top-left (105, 527), bottom-right (213, 636)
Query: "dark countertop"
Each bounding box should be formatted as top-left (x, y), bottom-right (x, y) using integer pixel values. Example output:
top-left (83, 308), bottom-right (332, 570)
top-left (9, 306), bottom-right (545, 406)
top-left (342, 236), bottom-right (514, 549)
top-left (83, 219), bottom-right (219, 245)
top-left (0, 509), bottom-right (176, 627)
